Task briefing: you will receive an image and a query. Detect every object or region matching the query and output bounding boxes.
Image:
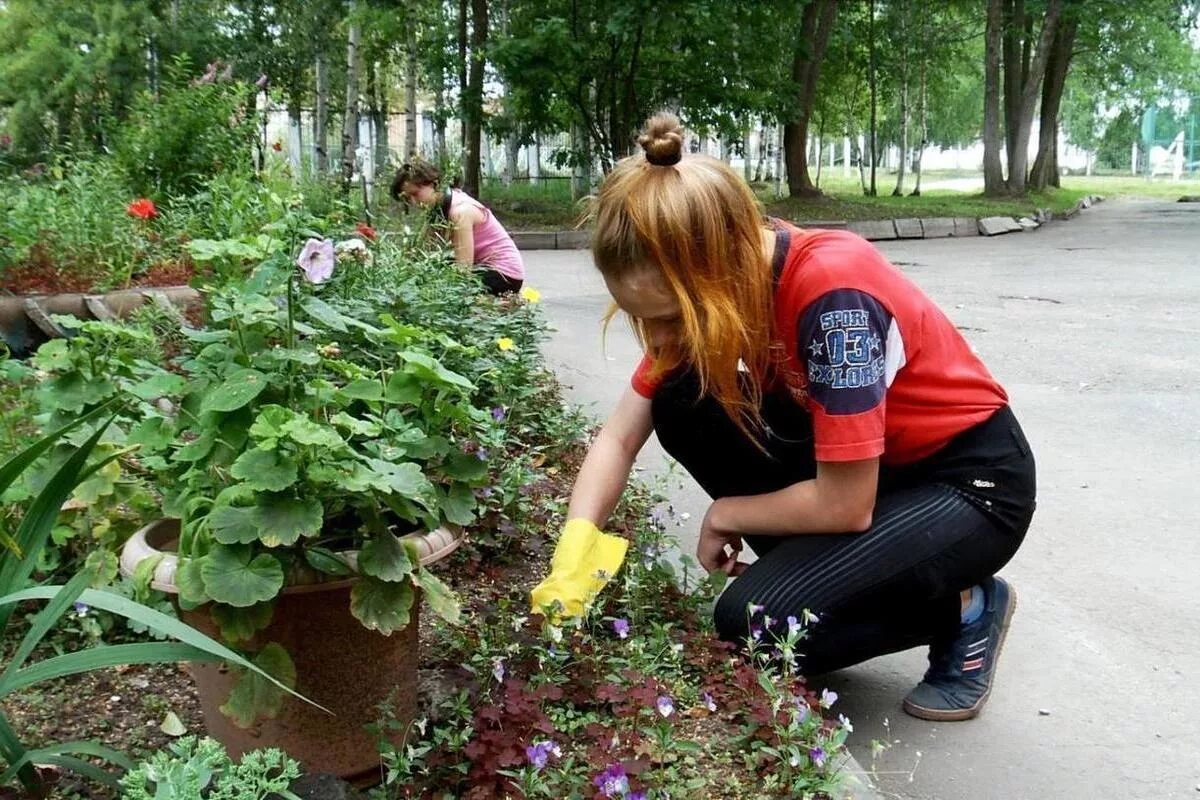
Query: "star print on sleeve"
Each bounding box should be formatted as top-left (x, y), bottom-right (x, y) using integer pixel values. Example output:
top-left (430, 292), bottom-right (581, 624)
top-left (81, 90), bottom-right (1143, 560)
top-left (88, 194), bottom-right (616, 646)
top-left (795, 289), bottom-right (898, 416)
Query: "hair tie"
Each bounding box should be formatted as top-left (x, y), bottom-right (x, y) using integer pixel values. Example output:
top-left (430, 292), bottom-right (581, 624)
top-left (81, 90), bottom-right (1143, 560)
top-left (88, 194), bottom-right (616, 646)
top-left (645, 151), bottom-right (682, 167)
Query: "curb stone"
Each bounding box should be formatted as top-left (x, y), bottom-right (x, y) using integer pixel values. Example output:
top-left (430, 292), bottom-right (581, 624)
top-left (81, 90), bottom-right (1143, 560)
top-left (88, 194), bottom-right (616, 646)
top-left (511, 196), bottom-right (1105, 249)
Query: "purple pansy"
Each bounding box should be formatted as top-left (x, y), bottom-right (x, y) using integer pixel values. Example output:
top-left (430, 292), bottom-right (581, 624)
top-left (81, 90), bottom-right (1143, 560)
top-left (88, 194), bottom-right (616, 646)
top-left (786, 615), bottom-right (802, 635)
top-left (525, 740), bottom-right (559, 770)
top-left (491, 406), bottom-right (506, 422)
top-left (747, 602), bottom-right (765, 616)
top-left (492, 657), bottom-right (505, 684)
top-left (810, 746), bottom-right (827, 767)
top-left (612, 618), bottom-right (630, 639)
top-left (702, 692), bottom-right (717, 712)
top-left (820, 687), bottom-right (838, 708)
top-left (593, 763), bottom-right (629, 797)
top-left (296, 237), bottom-right (335, 284)
top-left (656, 695), bottom-right (674, 718)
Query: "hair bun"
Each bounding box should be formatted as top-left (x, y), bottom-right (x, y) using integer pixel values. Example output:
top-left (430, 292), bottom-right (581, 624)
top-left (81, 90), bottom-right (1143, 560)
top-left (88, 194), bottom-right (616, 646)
top-left (638, 113), bottom-right (684, 167)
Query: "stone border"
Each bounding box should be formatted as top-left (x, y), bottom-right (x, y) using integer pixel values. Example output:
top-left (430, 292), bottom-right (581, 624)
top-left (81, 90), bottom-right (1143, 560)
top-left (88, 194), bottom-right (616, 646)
top-left (511, 195), bottom-right (1106, 249)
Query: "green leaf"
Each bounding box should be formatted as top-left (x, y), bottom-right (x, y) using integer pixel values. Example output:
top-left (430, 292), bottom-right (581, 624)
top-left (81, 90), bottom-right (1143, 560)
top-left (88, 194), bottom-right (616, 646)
top-left (230, 447), bottom-right (299, 492)
top-left (200, 369), bottom-right (269, 414)
top-left (207, 505), bottom-right (260, 545)
top-left (71, 457), bottom-right (120, 504)
top-left (358, 532), bottom-right (413, 582)
top-left (384, 372), bottom-right (423, 405)
top-left (341, 378), bottom-right (383, 401)
top-left (211, 602), bottom-right (274, 644)
top-left (249, 404), bottom-right (292, 444)
top-left (413, 569), bottom-right (461, 624)
top-left (30, 338), bottom-right (71, 371)
top-left (82, 550), bottom-right (119, 587)
top-left (440, 483), bottom-right (478, 526)
top-left (299, 295), bottom-right (348, 332)
top-left (254, 495), bottom-right (323, 547)
top-left (301, 295), bottom-right (380, 334)
top-left (160, 711), bottom-right (187, 737)
top-left (350, 577), bottom-right (414, 634)
top-left (199, 546), bottom-right (284, 608)
top-left (281, 416), bottom-right (345, 449)
top-left (330, 412), bottom-right (381, 438)
top-left (128, 372), bottom-right (187, 401)
top-left (364, 459), bottom-right (432, 498)
top-left (220, 643), bottom-right (297, 728)
top-left (127, 417), bottom-right (174, 452)
top-left (174, 558), bottom-right (209, 605)
top-left (401, 350), bottom-right (474, 391)
top-left (443, 450), bottom-right (489, 482)
top-left (304, 547), bottom-right (354, 577)
top-left (2, 642), bottom-right (220, 695)
top-left (174, 429), bottom-right (216, 462)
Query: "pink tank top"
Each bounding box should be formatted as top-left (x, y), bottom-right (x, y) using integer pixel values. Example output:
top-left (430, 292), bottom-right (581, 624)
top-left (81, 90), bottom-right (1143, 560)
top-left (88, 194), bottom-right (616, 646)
top-left (449, 191), bottom-right (525, 281)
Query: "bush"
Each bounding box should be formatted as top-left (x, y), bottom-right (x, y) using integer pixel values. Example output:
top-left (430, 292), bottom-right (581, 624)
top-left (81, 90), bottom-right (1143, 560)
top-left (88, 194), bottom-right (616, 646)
top-left (113, 67), bottom-right (257, 200)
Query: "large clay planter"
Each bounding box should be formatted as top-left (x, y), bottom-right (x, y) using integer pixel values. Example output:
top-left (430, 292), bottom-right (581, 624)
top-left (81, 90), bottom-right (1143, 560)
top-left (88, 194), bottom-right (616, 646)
top-left (119, 518), bottom-right (463, 782)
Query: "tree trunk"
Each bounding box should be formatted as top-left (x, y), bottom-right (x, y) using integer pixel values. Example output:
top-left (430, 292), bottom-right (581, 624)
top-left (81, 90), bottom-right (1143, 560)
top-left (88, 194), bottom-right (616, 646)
top-left (784, 0), bottom-right (839, 197)
top-left (1028, 16), bottom-right (1077, 190)
top-left (571, 119), bottom-right (591, 200)
top-left (1005, 0), bottom-right (1064, 195)
top-left (867, 0), bottom-right (878, 196)
top-left (910, 37), bottom-right (928, 196)
top-left (504, 130), bottom-right (519, 184)
top-left (315, 53), bottom-right (329, 173)
top-left (743, 123), bottom-right (753, 182)
top-left (405, 27), bottom-right (419, 158)
top-left (341, 4), bottom-right (361, 190)
top-left (982, 0), bottom-right (1006, 196)
top-left (457, 0), bottom-right (468, 152)
top-left (892, 11), bottom-right (909, 197)
top-left (1002, 0), bottom-right (1025, 172)
top-left (434, 88), bottom-right (447, 163)
top-left (462, 0), bottom-right (488, 198)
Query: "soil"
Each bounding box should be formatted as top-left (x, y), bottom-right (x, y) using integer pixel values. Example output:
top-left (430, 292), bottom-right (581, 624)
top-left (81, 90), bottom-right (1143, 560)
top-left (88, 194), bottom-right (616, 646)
top-left (1, 254), bottom-right (197, 296)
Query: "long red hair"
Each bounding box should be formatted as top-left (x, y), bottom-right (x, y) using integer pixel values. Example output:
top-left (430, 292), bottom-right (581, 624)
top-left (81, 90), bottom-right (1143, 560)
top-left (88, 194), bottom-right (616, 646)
top-left (592, 112), bottom-right (777, 440)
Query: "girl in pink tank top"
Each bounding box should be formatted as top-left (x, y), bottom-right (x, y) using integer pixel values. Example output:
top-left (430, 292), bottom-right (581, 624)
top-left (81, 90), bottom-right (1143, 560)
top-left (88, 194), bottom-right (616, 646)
top-left (391, 160), bottom-right (525, 295)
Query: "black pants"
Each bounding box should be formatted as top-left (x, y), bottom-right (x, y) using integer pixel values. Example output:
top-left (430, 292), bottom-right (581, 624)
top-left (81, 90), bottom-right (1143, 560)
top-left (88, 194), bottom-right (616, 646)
top-left (476, 268), bottom-right (523, 295)
top-left (651, 372), bottom-right (1036, 675)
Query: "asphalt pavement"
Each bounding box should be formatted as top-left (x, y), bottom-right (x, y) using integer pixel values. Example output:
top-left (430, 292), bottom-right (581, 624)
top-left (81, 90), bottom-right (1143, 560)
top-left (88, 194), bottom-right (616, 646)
top-left (524, 198), bottom-right (1200, 799)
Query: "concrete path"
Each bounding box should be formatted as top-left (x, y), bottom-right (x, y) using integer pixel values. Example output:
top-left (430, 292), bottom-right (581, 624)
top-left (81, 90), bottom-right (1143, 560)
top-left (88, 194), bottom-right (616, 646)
top-left (525, 199), bottom-right (1200, 799)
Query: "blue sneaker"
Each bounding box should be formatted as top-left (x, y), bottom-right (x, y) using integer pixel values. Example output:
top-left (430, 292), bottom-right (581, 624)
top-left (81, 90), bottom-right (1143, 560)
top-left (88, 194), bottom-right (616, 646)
top-left (903, 577), bottom-right (1017, 721)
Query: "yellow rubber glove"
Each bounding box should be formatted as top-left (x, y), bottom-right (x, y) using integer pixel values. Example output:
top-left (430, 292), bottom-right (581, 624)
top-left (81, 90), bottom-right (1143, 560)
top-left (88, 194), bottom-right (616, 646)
top-left (529, 518), bottom-right (629, 618)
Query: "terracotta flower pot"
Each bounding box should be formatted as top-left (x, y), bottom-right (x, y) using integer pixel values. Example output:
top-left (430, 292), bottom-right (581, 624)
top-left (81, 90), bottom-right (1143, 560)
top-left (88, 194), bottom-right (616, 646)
top-left (119, 518), bottom-right (464, 782)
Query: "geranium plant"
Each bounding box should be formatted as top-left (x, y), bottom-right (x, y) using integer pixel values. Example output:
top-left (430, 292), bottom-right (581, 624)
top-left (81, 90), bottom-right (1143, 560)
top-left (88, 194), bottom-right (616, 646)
top-left (148, 240), bottom-right (488, 633)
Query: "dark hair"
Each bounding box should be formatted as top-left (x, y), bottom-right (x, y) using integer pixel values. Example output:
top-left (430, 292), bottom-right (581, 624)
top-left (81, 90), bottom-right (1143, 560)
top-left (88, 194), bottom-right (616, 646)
top-left (390, 159), bottom-right (442, 201)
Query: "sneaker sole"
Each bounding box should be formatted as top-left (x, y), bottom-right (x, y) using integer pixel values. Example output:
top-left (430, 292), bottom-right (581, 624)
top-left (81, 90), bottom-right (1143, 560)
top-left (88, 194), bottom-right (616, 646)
top-left (902, 581), bottom-right (1018, 722)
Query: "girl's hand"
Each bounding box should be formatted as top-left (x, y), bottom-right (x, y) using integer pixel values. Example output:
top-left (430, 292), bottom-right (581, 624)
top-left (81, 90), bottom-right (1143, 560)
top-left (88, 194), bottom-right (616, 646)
top-left (698, 499), bottom-right (749, 576)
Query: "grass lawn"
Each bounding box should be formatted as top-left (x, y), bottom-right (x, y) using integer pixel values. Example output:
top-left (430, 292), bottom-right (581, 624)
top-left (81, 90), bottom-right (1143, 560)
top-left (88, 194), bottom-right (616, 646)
top-left (484, 171), bottom-right (1200, 230)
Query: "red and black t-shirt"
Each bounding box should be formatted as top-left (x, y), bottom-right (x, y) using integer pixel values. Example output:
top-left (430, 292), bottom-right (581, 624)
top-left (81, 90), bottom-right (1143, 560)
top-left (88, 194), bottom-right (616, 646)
top-left (631, 221), bottom-right (1007, 466)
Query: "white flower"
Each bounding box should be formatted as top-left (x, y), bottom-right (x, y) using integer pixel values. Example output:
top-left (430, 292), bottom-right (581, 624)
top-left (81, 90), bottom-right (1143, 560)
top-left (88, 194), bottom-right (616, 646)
top-left (335, 237), bottom-right (373, 265)
top-left (820, 687), bottom-right (838, 709)
top-left (838, 713), bottom-right (854, 732)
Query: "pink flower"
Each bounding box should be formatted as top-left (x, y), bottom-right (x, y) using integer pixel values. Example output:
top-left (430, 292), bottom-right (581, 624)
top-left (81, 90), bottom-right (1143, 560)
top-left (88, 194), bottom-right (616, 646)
top-left (296, 238), bottom-right (335, 284)
top-left (126, 198), bottom-right (158, 220)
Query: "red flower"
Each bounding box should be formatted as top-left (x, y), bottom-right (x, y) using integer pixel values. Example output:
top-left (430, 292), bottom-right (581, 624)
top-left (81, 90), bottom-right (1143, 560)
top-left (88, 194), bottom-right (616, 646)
top-left (127, 198), bottom-right (158, 220)
top-left (355, 222), bottom-right (377, 241)
top-left (272, 140), bottom-right (283, 152)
